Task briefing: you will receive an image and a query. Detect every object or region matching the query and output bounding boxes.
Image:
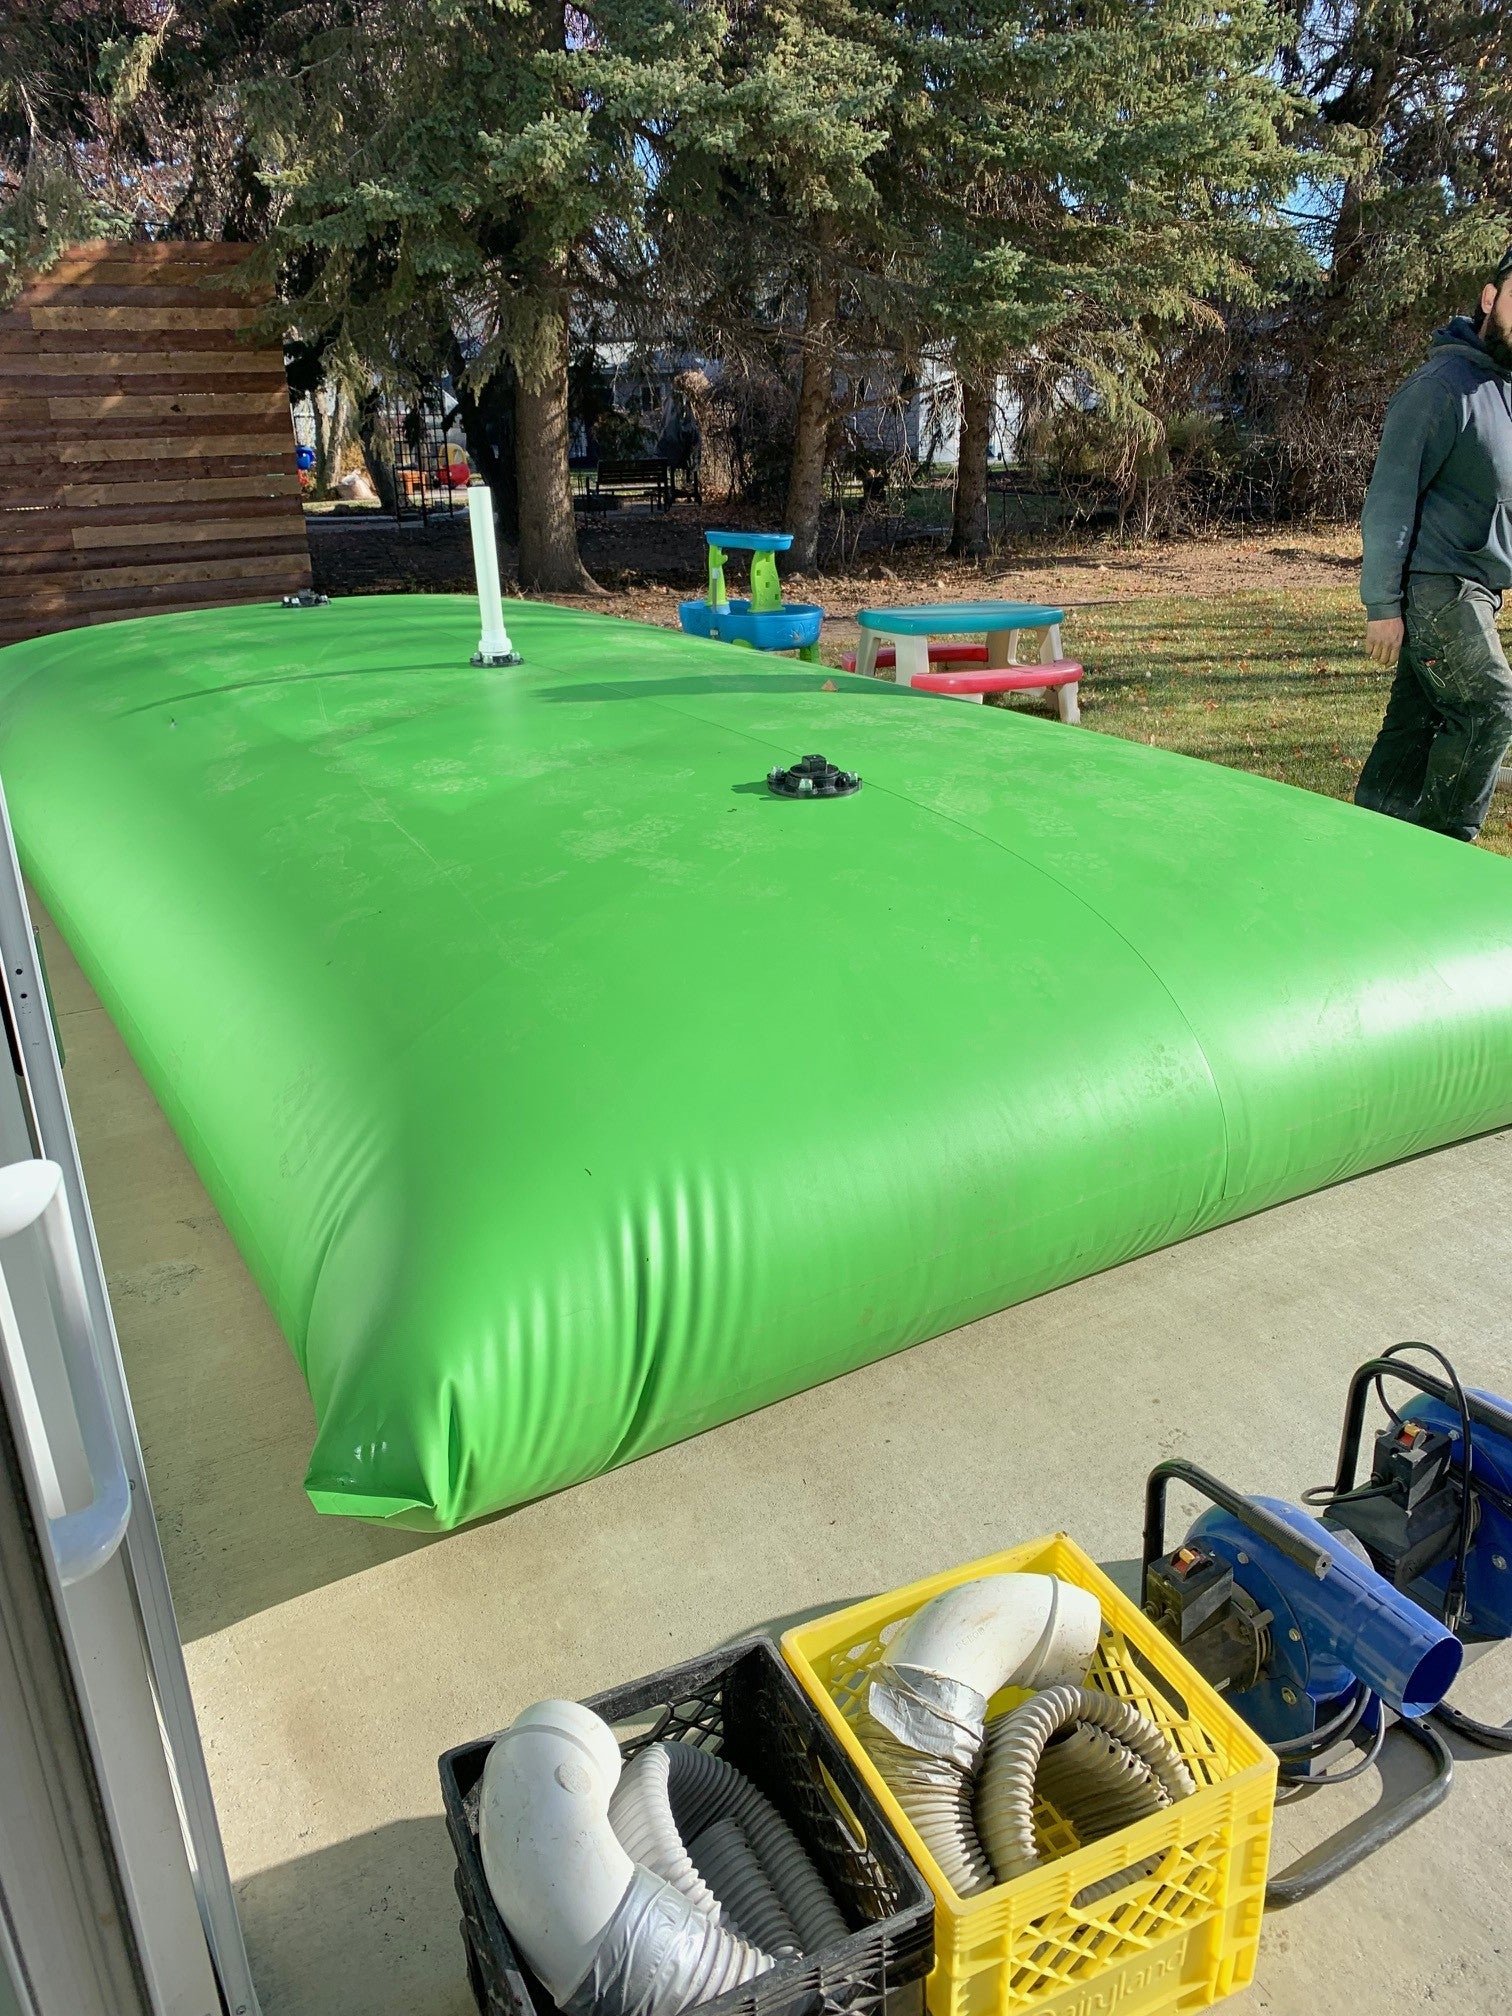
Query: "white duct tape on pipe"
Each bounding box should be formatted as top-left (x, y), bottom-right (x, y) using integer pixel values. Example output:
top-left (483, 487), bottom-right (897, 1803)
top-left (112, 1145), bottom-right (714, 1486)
top-left (867, 1574), bottom-right (1102, 1765)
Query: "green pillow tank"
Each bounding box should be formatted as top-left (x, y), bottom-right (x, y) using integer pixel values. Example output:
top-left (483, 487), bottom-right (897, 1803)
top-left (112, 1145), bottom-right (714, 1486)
top-left (1, 596), bottom-right (1508, 1528)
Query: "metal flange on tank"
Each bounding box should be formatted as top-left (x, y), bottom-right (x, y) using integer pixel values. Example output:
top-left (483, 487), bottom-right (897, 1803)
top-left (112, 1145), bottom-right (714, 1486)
top-left (766, 754), bottom-right (861, 799)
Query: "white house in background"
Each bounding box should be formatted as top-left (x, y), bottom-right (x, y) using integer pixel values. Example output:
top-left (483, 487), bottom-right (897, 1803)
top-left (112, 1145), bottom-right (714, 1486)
top-left (583, 341), bottom-right (1026, 470)
top-left (838, 355), bottom-right (1026, 467)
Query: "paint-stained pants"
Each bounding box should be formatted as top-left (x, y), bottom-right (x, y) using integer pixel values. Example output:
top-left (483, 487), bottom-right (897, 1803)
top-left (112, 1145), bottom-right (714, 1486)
top-left (1355, 575), bottom-right (1512, 842)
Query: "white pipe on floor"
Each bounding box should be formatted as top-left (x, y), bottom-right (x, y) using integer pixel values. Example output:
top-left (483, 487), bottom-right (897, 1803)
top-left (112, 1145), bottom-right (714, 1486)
top-left (468, 484), bottom-right (518, 665)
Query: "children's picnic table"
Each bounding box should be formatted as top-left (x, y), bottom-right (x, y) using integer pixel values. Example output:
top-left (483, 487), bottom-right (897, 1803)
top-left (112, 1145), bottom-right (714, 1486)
top-left (854, 599), bottom-right (1081, 720)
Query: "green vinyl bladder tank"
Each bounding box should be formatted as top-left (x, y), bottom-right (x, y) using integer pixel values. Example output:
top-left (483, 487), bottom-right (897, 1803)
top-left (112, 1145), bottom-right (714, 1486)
top-left (1, 596), bottom-right (1509, 1529)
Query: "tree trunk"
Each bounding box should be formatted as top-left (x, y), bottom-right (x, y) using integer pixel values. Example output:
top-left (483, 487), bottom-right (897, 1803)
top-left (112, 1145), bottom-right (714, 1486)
top-left (356, 389), bottom-right (396, 512)
top-left (515, 283), bottom-right (596, 594)
top-left (449, 333), bottom-right (520, 542)
top-left (309, 393), bottom-right (330, 498)
top-left (950, 378), bottom-right (993, 558)
top-left (785, 259), bottom-right (840, 574)
top-left (328, 384), bottom-right (352, 486)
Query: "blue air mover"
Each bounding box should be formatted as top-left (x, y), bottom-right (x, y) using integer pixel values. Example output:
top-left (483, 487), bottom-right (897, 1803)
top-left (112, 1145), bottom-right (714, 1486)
top-left (1142, 1459), bottom-right (1460, 1906)
top-left (1318, 1342), bottom-right (1512, 1752)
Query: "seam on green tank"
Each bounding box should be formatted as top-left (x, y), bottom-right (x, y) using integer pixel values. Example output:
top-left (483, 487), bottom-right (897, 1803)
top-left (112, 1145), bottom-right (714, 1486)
top-left (565, 676), bottom-right (1237, 1217)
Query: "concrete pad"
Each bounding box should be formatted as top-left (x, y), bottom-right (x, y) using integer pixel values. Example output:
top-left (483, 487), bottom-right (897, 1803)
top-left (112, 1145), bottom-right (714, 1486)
top-left (40, 904), bottom-right (1512, 2016)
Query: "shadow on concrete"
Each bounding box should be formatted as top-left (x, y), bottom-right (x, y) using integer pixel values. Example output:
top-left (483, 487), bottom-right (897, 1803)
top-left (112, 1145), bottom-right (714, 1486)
top-left (1265, 1716), bottom-right (1451, 1901)
top-left (722, 1596), bottom-right (880, 1648)
top-left (1096, 1556), bottom-right (1145, 1605)
top-left (235, 1816), bottom-right (474, 2016)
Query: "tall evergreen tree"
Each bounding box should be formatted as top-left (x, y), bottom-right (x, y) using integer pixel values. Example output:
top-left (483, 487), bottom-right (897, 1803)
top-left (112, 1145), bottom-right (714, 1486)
top-left (1, 0), bottom-right (186, 294)
top-left (644, 0), bottom-right (917, 571)
top-left (911, 0), bottom-right (1313, 554)
top-left (246, 0), bottom-right (728, 591)
top-left (1255, 0), bottom-right (1511, 511)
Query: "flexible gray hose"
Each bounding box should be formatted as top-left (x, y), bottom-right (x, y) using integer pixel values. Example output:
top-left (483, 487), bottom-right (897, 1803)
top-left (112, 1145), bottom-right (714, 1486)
top-left (861, 1717), bottom-right (998, 1897)
top-left (1036, 1724), bottom-right (1167, 1838)
top-left (482, 1704), bottom-right (846, 2016)
top-left (689, 1816), bottom-right (801, 1955)
top-left (975, 1685), bottom-right (1195, 1890)
top-left (610, 1746), bottom-right (725, 1925)
top-left (864, 1684), bottom-right (1194, 1903)
top-left (609, 1742), bottom-right (848, 1954)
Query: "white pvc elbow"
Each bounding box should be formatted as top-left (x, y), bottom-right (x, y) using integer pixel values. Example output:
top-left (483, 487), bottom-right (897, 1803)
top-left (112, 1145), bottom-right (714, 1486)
top-left (480, 1700), bottom-right (635, 2003)
top-left (478, 1703), bottom-right (800, 2016)
top-left (861, 1574), bottom-right (1105, 1899)
top-left (869, 1574), bottom-right (1101, 1761)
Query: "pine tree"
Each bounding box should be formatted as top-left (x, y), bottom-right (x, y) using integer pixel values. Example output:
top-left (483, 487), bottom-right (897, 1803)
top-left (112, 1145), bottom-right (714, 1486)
top-left (247, 0), bottom-right (730, 591)
top-left (1255, 0), bottom-right (1512, 511)
top-left (0, 0), bottom-right (191, 296)
top-left (642, 0), bottom-right (921, 571)
top-left (910, 0), bottom-right (1313, 553)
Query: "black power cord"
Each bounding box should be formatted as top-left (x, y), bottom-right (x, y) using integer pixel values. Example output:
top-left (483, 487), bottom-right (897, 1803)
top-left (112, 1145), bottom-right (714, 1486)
top-left (1264, 1714), bottom-right (1454, 1910)
top-left (1274, 1669), bottom-right (1378, 1766)
top-left (1278, 1712), bottom-right (1386, 1788)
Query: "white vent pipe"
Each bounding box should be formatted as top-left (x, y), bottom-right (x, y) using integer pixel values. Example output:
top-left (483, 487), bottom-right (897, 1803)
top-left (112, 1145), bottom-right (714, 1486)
top-left (867, 1573), bottom-right (1102, 1763)
top-left (468, 483), bottom-right (520, 665)
top-left (862, 1573), bottom-right (1103, 1896)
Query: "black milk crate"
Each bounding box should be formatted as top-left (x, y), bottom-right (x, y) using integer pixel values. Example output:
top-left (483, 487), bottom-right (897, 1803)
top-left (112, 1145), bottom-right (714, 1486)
top-left (440, 1635), bottom-right (934, 2016)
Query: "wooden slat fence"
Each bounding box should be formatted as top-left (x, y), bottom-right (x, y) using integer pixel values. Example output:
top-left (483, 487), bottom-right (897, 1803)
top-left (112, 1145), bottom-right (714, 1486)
top-left (0, 241), bottom-right (311, 647)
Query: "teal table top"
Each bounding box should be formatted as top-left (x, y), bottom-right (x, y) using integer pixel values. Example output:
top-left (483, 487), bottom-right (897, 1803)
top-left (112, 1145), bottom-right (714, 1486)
top-left (706, 530), bottom-right (793, 552)
top-left (857, 599), bottom-right (1064, 632)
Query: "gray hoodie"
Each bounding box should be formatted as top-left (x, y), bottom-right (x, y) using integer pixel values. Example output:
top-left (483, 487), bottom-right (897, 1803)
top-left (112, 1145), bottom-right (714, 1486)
top-left (1359, 317), bottom-right (1512, 620)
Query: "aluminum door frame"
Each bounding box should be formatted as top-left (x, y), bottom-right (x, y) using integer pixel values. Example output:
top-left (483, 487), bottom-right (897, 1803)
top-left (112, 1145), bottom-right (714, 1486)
top-left (0, 779), bottom-right (259, 2016)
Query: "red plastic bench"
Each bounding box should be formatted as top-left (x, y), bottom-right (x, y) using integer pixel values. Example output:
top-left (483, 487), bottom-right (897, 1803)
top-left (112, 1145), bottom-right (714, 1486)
top-left (840, 640), bottom-right (1083, 721)
top-left (840, 641), bottom-right (992, 671)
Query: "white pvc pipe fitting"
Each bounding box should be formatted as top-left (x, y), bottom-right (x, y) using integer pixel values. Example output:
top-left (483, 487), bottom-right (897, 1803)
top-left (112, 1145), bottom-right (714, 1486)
top-left (868, 1573), bottom-right (1102, 1761)
top-left (890, 1574), bottom-right (1102, 1700)
top-left (480, 1699), bottom-right (634, 2003)
top-left (468, 484), bottom-right (517, 665)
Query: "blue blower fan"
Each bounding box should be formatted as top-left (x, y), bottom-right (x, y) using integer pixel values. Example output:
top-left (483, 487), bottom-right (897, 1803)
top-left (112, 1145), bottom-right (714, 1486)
top-left (1319, 1344), bottom-right (1512, 1747)
top-left (1142, 1459), bottom-right (1461, 1904)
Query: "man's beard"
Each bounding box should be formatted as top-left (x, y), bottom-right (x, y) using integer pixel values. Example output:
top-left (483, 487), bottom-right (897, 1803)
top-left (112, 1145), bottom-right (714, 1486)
top-left (1479, 319), bottom-right (1512, 371)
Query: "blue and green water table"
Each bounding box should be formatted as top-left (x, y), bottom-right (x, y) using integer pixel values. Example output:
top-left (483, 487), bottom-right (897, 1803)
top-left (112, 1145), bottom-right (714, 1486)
top-left (2, 591), bottom-right (1511, 1532)
top-left (678, 529), bottom-right (824, 659)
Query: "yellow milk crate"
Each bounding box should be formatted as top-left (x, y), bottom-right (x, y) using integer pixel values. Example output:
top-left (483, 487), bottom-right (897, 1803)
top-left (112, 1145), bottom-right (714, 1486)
top-left (782, 1534), bottom-right (1277, 2016)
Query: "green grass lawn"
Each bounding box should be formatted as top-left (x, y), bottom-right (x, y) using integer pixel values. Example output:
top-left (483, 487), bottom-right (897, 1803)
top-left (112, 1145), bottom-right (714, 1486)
top-left (1049, 586), bottom-right (1512, 858)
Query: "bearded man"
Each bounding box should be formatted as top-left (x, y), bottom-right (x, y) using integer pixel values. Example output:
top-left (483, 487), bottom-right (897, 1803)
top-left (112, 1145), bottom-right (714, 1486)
top-left (1355, 246), bottom-right (1512, 842)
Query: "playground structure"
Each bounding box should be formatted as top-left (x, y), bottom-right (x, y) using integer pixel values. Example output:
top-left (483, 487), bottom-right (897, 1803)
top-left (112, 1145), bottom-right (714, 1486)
top-left (678, 530), bottom-right (824, 659)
